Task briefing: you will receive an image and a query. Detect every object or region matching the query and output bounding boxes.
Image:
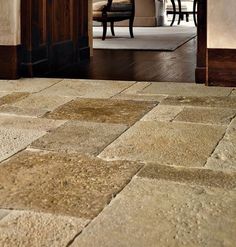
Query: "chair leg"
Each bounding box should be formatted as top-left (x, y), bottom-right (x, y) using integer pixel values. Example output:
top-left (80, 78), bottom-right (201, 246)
top-left (110, 22), bottom-right (115, 36)
top-left (177, 0), bottom-right (182, 25)
top-left (102, 21), bottom-right (107, 40)
top-left (170, 0), bottom-right (176, 26)
top-left (193, 0), bottom-right (198, 27)
top-left (129, 17), bottom-right (134, 38)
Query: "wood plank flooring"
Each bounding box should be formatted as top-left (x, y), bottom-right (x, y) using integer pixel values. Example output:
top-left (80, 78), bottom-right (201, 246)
top-left (48, 38), bottom-right (197, 83)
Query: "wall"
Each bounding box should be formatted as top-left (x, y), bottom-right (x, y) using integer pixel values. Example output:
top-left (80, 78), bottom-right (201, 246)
top-left (0, 0), bottom-right (21, 45)
top-left (208, 0), bottom-right (236, 49)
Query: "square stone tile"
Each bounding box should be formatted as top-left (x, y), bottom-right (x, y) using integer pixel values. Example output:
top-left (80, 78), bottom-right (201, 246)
top-left (0, 150), bottom-right (142, 219)
top-left (0, 78), bottom-right (62, 93)
top-left (140, 82), bottom-right (232, 97)
top-left (174, 107), bottom-right (236, 125)
top-left (0, 92), bottom-right (29, 107)
top-left (0, 209), bottom-right (10, 221)
top-left (0, 210), bottom-right (89, 247)
top-left (44, 98), bottom-right (157, 126)
top-left (41, 79), bottom-right (135, 98)
top-left (141, 105), bottom-right (184, 122)
top-left (161, 96), bottom-right (236, 109)
top-left (0, 127), bottom-right (46, 162)
top-left (13, 94), bottom-right (75, 112)
top-left (31, 121), bottom-right (127, 155)
top-left (71, 178), bottom-right (236, 247)
top-left (138, 164), bottom-right (236, 189)
top-left (99, 121), bottom-right (226, 167)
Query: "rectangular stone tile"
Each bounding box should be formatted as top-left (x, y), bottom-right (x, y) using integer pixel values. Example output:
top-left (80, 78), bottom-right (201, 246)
top-left (99, 121), bottom-right (226, 167)
top-left (0, 210), bottom-right (89, 247)
top-left (41, 79), bottom-right (135, 98)
top-left (138, 164), bottom-right (236, 189)
top-left (141, 105), bottom-right (184, 122)
top-left (13, 94), bottom-right (75, 112)
top-left (31, 121), bottom-right (127, 155)
top-left (0, 92), bottom-right (29, 107)
top-left (0, 105), bottom-right (48, 117)
top-left (44, 98), bottom-right (157, 126)
top-left (161, 96), bottom-right (236, 109)
top-left (0, 128), bottom-right (46, 162)
top-left (0, 209), bottom-right (10, 221)
top-left (0, 116), bottom-right (65, 132)
top-left (140, 82), bottom-right (232, 97)
top-left (0, 78), bottom-right (62, 93)
top-left (174, 107), bottom-right (236, 125)
top-left (0, 150), bottom-right (142, 219)
top-left (71, 178), bottom-right (236, 247)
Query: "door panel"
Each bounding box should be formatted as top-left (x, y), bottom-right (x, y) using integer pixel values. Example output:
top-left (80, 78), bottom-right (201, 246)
top-left (21, 0), bottom-right (89, 77)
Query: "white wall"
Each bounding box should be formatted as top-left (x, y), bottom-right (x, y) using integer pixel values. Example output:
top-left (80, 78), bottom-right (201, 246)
top-left (208, 0), bottom-right (236, 49)
top-left (0, 0), bottom-right (21, 45)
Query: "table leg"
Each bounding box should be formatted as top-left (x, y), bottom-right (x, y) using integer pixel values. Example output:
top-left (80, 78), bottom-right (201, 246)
top-left (193, 0), bottom-right (197, 26)
top-left (170, 0), bottom-right (176, 26)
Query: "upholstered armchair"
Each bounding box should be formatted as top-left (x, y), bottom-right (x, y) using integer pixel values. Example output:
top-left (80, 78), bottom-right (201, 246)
top-left (93, 0), bottom-right (135, 40)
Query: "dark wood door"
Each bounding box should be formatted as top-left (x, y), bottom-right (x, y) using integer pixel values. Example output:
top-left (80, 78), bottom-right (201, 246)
top-left (21, 0), bottom-right (89, 76)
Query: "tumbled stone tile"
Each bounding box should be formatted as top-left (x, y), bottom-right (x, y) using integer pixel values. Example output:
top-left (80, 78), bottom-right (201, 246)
top-left (41, 79), bottom-right (135, 98)
top-left (0, 105), bottom-right (48, 117)
top-left (0, 128), bottom-right (46, 162)
top-left (206, 140), bottom-right (236, 172)
top-left (0, 150), bottom-right (142, 219)
top-left (174, 107), bottom-right (236, 125)
top-left (140, 82), bottom-right (232, 97)
top-left (0, 209), bottom-right (10, 221)
top-left (0, 210), bottom-right (89, 247)
top-left (44, 98), bottom-right (157, 126)
top-left (31, 121), bottom-right (127, 155)
top-left (0, 78), bottom-right (62, 93)
top-left (71, 178), bottom-right (236, 247)
top-left (13, 94), bottom-right (75, 112)
top-left (0, 116), bottom-right (64, 132)
top-left (161, 96), bottom-right (236, 109)
top-left (99, 121), bottom-right (226, 167)
top-left (0, 92), bottom-right (29, 107)
top-left (138, 164), bottom-right (236, 189)
top-left (141, 105), bottom-right (184, 122)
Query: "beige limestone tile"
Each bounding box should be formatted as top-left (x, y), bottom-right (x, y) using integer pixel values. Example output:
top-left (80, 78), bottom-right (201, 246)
top-left (41, 79), bottom-right (135, 98)
top-left (13, 94), bottom-right (75, 112)
top-left (138, 164), bottom-right (236, 189)
top-left (0, 127), bottom-right (46, 162)
top-left (0, 105), bottom-right (48, 117)
top-left (161, 96), bottom-right (236, 109)
top-left (0, 116), bottom-right (64, 132)
top-left (0, 210), bottom-right (10, 221)
top-left (141, 105), bottom-right (184, 122)
top-left (71, 178), bottom-right (236, 247)
top-left (0, 150), bottom-right (142, 219)
top-left (113, 93), bottom-right (166, 102)
top-left (0, 92), bottom-right (9, 98)
top-left (0, 78), bottom-right (62, 93)
top-left (140, 82), bottom-right (232, 97)
top-left (0, 210), bottom-right (89, 247)
top-left (31, 121), bottom-right (127, 155)
top-left (121, 82), bottom-right (151, 94)
top-left (99, 121), bottom-right (226, 167)
top-left (0, 92), bottom-right (29, 107)
top-left (174, 107), bottom-right (236, 125)
top-left (44, 98), bottom-right (157, 126)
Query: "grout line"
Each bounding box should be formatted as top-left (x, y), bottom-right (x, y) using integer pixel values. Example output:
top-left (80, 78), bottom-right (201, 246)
top-left (33, 78), bottom-right (64, 94)
top-left (110, 81), bottom-right (138, 99)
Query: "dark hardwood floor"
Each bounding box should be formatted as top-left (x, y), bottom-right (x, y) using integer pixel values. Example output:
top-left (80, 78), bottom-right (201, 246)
top-left (49, 37), bottom-right (197, 83)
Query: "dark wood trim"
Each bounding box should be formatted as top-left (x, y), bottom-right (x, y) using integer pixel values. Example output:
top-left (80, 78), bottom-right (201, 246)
top-left (195, 0), bottom-right (208, 84)
top-left (208, 49), bottom-right (236, 87)
top-left (0, 45), bottom-right (21, 79)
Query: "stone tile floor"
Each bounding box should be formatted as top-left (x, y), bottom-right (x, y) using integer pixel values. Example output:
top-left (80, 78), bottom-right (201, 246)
top-left (0, 78), bottom-right (235, 247)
